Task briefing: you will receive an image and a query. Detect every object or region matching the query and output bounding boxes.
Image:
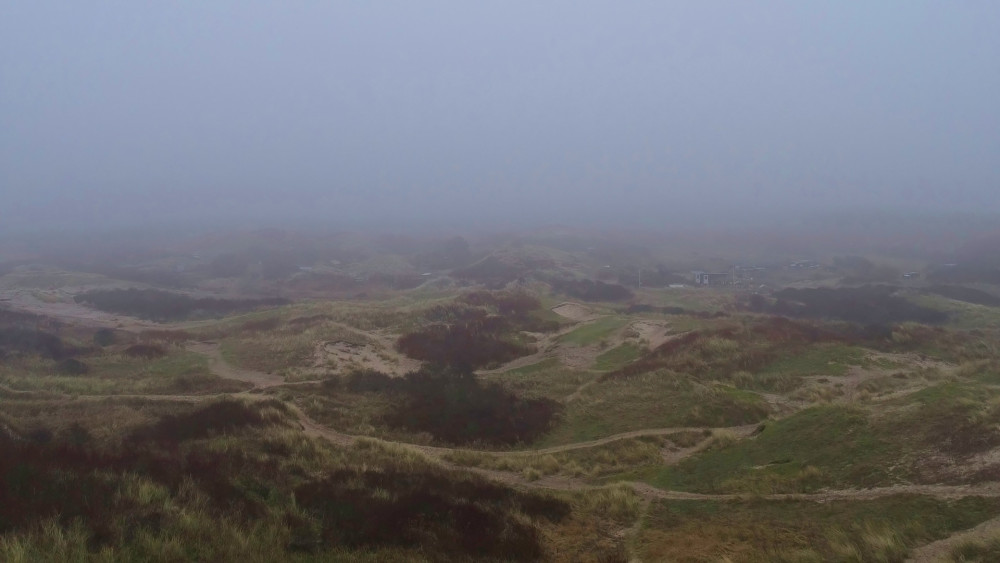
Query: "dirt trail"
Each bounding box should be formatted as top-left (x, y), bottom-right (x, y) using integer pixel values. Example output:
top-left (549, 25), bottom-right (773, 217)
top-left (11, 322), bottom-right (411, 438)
top-left (185, 341), bottom-right (286, 388)
top-left (510, 425), bottom-right (755, 456)
top-left (13, 353), bottom-right (1000, 505)
top-left (659, 426), bottom-right (758, 465)
top-left (906, 514), bottom-right (1000, 562)
top-left (11, 299), bottom-right (1000, 508)
top-left (189, 352), bottom-right (1000, 503)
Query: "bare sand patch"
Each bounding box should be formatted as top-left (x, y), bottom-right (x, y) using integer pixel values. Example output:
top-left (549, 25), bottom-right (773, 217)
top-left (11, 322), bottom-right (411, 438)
top-left (629, 320), bottom-right (672, 349)
top-left (312, 339), bottom-right (421, 377)
top-left (551, 302), bottom-right (598, 322)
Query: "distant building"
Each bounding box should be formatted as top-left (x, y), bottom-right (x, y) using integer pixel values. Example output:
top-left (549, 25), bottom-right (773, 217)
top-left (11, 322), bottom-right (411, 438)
top-left (692, 271), bottom-right (732, 286)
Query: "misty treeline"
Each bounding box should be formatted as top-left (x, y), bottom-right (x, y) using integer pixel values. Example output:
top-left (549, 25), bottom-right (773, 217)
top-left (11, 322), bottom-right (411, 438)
top-left (74, 288), bottom-right (289, 322)
top-left (547, 278), bottom-right (633, 302)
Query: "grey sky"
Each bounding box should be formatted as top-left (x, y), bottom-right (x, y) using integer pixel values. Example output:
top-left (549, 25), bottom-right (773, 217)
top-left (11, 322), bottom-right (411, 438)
top-left (2, 2), bottom-right (998, 233)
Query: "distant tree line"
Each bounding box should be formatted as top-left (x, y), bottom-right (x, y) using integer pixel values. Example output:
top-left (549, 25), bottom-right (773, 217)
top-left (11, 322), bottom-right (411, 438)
top-left (549, 278), bottom-right (633, 302)
top-left (74, 288), bottom-right (289, 322)
top-left (742, 286), bottom-right (947, 325)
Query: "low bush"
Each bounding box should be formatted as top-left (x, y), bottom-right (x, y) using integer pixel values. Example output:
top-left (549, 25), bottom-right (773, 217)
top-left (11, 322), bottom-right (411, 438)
top-left (55, 358), bottom-right (89, 376)
top-left (344, 369), bottom-right (561, 446)
top-left (604, 317), bottom-right (847, 382)
top-left (0, 327), bottom-right (78, 360)
top-left (398, 308), bottom-right (533, 370)
top-left (128, 400), bottom-right (290, 444)
top-left (295, 467), bottom-right (569, 560)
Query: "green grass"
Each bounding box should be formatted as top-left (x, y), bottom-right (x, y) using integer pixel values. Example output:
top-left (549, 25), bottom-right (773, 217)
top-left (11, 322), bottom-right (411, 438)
top-left (558, 316), bottom-right (629, 346)
top-left (911, 293), bottom-right (1000, 331)
top-left (444, 434), bottom-right (676, 480)
top-left (639, 496), bottom-right (1000, 562)
top-left (218, 321), bottom-right (372, 375)
top-left (593, 343), bottom-right (642, 371)
top-left (631, 287), bottom-right (733, 312)
top-left (647, 405), bottom-right (900, 493)
top-left (483, 358), bottom-right (592, 400)
top-left (951, 538), bottom-right (1000, 562)
top-left (0, 351), bottom-right (246, 396)
top-left (538, 373), bottom-right (769, 446)
top-left (757, 343), bottom-right (867, 378)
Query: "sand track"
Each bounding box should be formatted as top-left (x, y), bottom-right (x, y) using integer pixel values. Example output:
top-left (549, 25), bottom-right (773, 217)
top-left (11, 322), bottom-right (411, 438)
top-left (10, 298), bottom-right (1000, 523)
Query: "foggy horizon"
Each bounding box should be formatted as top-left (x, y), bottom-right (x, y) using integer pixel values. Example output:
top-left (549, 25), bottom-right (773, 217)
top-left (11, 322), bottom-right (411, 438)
top-left (3, 2), bottom-right (999, 234)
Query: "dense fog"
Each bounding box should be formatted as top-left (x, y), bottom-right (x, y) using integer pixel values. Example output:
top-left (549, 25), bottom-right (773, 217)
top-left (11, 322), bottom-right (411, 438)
top-left (3, 2), bottom-right (998, 234)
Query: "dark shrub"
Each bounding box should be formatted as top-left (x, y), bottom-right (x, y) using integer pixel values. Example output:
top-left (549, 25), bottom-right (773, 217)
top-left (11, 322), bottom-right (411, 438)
top-left (56, 358), bottom-right (90, 375)
top-left (0, 328), bottom-right (75, 360)
top-left (347, 369), bottom-right (560, 446)
top-left (458, 290), bottom-right (560, 332)
top-left (344, 369), bottom-right (394, 393)
top-left (398, 307), bottom-right (534, 370)
top-left (27, 427), bottom-right (53, 444)
top-left (93, 328), bottom-right (115, 347)
top-left (604, 317), bottom-right (849, 382)
top-left (128, 400), bottom-right (288, 444)
top-left (62, 423), bottom-right (92, 446)
top-left (295, 467), bottom-right (568, 561)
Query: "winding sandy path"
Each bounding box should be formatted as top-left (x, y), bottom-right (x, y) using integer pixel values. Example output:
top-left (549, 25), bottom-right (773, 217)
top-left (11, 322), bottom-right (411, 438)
top-left (10, 298), bottom-right (1000, 513)
top-left (185, 341), bottom-right (286, 388)
top-left (906, 514), bottom-right (1000, 562)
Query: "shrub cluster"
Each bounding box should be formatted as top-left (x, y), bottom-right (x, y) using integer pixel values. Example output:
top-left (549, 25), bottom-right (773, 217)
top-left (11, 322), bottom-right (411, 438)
top-left (604, 317), bottom-right (848, 382)
top-left (342, 369), bottom-right (561, 446)
top-left (398, 311), bottom-right (532, 371)
top-left (295, 467), bottom-right (568, 560)
top-left (127, 400), bottom-right (290, 444)
top-left (0, 327), bottom-right (79, 361)
top-left (0, 400), bottom-right (567, 560)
